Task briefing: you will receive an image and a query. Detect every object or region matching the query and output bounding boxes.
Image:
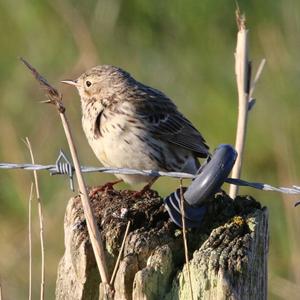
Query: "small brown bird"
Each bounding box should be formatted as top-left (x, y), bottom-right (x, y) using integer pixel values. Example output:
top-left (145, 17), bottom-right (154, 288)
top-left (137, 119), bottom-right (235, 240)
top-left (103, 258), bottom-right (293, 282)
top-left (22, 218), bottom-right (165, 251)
top-left (62, 65), bottom-right (209, 192)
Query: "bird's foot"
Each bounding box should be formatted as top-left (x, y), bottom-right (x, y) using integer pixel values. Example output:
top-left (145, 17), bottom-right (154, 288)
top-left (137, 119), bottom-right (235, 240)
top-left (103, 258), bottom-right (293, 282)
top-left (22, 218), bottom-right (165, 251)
top-left (132, 177), bottom-right (158, 198)
top-left (89, 179), bottom-right (123, 197)
top-left (132, 186), bottom-right (150, 198)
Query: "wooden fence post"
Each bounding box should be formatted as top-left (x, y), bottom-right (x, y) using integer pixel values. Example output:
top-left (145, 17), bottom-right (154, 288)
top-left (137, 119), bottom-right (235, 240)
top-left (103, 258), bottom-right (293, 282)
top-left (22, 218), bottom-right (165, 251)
top-left (55, 190), bottom-right (268, 300)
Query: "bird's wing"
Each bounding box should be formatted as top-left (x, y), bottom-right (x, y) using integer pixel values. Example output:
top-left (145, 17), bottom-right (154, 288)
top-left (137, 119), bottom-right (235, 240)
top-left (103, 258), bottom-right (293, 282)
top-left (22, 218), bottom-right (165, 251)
top-left (132, 86), bottom-right (209, 158)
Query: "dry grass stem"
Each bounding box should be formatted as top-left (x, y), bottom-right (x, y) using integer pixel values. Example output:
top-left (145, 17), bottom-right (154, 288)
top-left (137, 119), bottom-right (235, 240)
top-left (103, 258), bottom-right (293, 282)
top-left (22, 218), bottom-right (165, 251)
top-left (58, 113), bottom-right (111, 295)
top-left (229, 10), bottom-right (266, 199)
top-left (229, 10), bottom-right (251, 199)
top-left (28, 182), bottom-right (34, 300)
top-left (0, 283), bottom-right (2, 300)
top-left (20, 58), bottom-right (111, 296)
top-left (179, 180), bottom-right (194, 300)
top-left (249, 58), bottom-right (266, 100)
top-left (24, 138), bottom-right (45, 300)
top-left (235, 5), bottom-right (246, 31)
top-left (19, 58), bottom-right (65, 113)
top-left (109, 221), bottom-right (131, 286)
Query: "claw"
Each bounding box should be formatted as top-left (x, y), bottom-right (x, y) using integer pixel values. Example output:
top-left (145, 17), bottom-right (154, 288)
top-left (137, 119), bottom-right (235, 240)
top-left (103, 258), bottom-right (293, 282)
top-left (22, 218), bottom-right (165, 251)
top-left (89, 179), bottom-right (123, 197)
top-left (132, 177), bottom-right (158, 198)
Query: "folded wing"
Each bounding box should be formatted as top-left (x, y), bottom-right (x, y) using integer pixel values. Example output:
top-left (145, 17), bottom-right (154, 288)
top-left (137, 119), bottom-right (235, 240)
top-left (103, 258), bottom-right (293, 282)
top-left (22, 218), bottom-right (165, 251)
top-left (133, 85), bottom-right (210, 158)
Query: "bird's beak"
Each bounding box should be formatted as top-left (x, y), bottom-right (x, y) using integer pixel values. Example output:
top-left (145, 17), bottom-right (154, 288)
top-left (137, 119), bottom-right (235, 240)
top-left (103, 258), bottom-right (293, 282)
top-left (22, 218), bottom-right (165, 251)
top-left (61, 80), bottom-right (78, 86)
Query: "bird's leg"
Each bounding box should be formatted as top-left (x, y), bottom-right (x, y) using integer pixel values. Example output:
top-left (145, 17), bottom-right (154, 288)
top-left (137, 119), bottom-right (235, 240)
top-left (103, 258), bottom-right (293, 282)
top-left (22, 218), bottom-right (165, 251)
top-left (89, 179), bottom-right (123, 197)
top-left (132, 177), bottom-right (158, 198)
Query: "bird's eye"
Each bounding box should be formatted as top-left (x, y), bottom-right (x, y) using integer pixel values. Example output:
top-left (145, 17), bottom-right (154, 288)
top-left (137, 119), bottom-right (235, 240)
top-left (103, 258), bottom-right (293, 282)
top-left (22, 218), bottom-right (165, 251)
top-left (86, 81), bottom-right (92, 87)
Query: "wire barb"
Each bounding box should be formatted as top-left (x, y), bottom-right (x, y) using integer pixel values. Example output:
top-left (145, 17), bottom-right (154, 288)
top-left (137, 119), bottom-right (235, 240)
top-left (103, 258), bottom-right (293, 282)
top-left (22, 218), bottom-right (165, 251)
top-left (50, 150), bottom-right (75, 191)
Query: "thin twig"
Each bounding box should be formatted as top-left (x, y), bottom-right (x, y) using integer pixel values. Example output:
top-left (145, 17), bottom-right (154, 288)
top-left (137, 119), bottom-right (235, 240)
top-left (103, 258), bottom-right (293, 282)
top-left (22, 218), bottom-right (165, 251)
top-left (24, 138), bottom-right (45, 300)
top-left (249, 58), bottom-right (266, 100)
top-left (110, 221), bottom-right (131, 286)
top-left (0, 282), bottom-right (2, 300)
top-left (229, 10), bottom-right (250, 199)
top-left (28, 182), bottom-right (34, 300)
top-left (20, 58), bottom-right (112, 297)
top-left (179, 179), bottom-right (194, 300)
top-left (59, 109), bottom-right (112, 295)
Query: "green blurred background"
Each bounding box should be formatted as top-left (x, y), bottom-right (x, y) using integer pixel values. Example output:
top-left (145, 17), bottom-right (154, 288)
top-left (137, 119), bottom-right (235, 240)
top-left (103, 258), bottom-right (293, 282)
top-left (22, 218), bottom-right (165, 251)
top-left (0, 0), bottom-right (300, 299)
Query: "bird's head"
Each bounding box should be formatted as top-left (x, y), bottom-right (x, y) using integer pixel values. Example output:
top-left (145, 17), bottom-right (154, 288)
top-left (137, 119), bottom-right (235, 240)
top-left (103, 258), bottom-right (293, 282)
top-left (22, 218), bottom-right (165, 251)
top-left (62, 65), bottom-right (132, 103)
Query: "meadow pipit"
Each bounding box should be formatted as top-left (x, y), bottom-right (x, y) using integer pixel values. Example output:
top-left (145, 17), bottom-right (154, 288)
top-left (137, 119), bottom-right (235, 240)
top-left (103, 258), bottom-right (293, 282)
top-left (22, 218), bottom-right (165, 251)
top-left (62, 65), bottom-right (209, 192)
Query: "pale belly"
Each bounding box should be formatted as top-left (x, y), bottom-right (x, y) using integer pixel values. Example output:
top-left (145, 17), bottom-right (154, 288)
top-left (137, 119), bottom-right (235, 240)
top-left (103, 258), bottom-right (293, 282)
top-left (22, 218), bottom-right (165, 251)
top-left (82, 112), bottom-right (199, 184)
top-left (83, 114), bottom-right (161, 184)
top-left (89, 131), bottom-right (158, 184)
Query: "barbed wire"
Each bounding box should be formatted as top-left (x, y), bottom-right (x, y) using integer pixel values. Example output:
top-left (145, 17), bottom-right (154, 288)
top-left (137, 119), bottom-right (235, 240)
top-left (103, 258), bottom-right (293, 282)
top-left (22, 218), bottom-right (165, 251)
top-left (1, 151), bottom-right (300, 205)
